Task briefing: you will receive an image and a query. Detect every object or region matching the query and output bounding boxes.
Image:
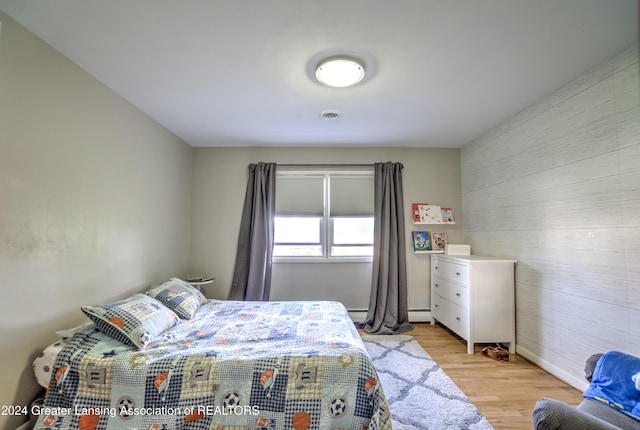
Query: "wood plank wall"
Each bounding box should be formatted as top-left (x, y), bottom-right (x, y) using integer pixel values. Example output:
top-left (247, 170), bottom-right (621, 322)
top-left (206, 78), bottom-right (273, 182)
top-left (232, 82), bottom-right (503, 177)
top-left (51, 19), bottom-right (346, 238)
top-left (460, 45), bottom-right (640, 389)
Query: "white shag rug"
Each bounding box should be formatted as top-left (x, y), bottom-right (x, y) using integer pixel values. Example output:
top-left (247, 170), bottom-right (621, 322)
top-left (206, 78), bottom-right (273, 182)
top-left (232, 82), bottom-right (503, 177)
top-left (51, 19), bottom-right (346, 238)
top-left (362, 335), bottom-right (495, 430)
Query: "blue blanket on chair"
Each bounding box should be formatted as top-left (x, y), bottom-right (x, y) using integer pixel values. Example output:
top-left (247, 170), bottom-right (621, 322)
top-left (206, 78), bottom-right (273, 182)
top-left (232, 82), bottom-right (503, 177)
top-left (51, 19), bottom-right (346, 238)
top-left (583, 350), bottom-right (640, 421)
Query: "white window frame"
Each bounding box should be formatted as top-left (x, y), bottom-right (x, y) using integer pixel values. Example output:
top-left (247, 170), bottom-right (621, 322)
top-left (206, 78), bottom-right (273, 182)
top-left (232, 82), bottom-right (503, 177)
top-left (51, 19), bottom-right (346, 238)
top-left (273, 169), bottom-right (374, 263)
top-left (273, 215), bottom-right (324, 257)
top-left (329, 216), bottom-right (375, 257)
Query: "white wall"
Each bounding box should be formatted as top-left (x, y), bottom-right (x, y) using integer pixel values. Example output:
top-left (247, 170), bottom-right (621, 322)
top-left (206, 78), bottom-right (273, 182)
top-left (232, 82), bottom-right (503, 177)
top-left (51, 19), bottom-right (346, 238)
top-left (190, 147), bottom-right (462, 315)
top-left (461, 45), bottom-right (640, 389)
top-left (0, 13), bottom-right (193, 429)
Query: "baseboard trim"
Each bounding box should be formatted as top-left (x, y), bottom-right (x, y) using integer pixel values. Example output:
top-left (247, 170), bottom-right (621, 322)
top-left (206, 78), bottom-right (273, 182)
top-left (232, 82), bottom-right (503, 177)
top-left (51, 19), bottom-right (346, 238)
top-left (348, 310), bottom-right (432, 323)
top-left (516, 345), bottom-right (589, 392)
top-left (408, 310), bottom-right (432, 322)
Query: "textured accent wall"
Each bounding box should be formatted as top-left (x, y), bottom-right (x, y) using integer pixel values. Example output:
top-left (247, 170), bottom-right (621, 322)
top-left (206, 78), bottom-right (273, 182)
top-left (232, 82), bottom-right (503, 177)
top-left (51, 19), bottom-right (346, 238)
top-left (461, 45), bottom-right (639, 389)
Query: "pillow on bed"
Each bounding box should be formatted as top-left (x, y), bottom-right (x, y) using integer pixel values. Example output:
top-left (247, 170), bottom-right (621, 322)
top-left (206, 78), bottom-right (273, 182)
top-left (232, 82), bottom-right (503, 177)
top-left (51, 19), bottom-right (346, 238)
top-left (81, 294), bottom-right (180, 350)
top-left (32, 339), bottom-right (68, 388)
top-left (55, 321), bottom-right (94, 340)
top-left (146, 277), bottom-right (206, 319)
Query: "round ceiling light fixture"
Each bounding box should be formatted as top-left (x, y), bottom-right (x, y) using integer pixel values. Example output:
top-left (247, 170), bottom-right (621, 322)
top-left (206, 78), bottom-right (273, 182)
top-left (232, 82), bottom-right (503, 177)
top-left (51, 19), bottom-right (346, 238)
top-left (315, 56), bottom-right (366, 88)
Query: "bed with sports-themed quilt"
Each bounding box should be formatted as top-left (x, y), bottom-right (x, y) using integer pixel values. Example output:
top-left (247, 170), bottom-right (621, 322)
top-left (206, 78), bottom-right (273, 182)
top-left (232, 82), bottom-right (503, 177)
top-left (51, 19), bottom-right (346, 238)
top-left (32, 278), bottom-right (391, 430)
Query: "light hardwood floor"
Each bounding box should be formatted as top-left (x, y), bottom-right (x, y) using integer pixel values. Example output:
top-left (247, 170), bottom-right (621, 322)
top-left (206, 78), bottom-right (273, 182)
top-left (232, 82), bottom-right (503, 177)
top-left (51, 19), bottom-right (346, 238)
top-left (362, 322), bottom-right (584, 430)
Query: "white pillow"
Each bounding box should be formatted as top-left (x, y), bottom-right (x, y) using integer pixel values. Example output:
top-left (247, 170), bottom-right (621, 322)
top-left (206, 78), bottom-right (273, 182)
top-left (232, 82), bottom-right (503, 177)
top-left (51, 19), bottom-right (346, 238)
top-left (33, 322), bottom-right (93, 388)
top-left (32, 340), bottom-right (68, 388)
top-left (55, 321), bottom-right (93, 340)
top-left (633, 372), bottom-right (640, 391)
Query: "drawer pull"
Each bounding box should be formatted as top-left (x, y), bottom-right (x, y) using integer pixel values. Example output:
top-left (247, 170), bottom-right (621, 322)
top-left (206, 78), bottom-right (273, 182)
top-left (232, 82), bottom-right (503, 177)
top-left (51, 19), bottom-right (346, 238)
top-left (434, 304), bottom-right (438, 308)
top-left (435, 284), bottom-right (439, 288)
top-left (456, 292), bottom-right (461, 297)
top-left (456, 272), bottom-right (461, 276)
top-left (434, 266), bottom-right (438, 270)
top-left (456, 317), bottom-right (461, 321)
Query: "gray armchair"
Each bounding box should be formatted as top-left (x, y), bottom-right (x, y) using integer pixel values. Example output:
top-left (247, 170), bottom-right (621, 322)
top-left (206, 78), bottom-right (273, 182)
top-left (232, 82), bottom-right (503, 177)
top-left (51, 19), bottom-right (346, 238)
top-left (533, 398), bottom-right (640, 430)
top-left (533, 352), bottom-right (640, 430)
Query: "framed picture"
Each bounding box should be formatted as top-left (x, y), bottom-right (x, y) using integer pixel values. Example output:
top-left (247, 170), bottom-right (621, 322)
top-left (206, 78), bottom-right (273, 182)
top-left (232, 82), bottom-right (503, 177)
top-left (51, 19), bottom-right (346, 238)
top-left (420, 204), bottom-right (443, 223)
top-left (412, 231), bottom-right (431, 252)
top-left (441, 207), bottom-right (455, 223)
top-left (411, 203), bottom-right (445, 223)
top-left (411, 203), bottom-right (429, 223)
top-left (430, 231), bottom-right (447, 251)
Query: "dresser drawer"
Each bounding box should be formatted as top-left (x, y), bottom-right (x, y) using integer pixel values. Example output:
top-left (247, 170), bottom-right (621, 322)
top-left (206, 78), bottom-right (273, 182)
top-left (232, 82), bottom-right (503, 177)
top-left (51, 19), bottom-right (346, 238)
top-left (431, 294), bottom-right (445, 322)
top-left (432, 296), bottom-right (468, 340)
top-left (432, 279), bottom-right (469, 309)
top-left (432, 260), bottom-right (469, 285)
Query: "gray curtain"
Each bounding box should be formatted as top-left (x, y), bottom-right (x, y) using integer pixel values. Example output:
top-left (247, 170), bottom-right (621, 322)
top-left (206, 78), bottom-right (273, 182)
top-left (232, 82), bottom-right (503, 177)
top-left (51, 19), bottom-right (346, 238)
top-left (360, 162), bottom-right (413, 334)
top-left (228, 162), bottom-right (276, 301)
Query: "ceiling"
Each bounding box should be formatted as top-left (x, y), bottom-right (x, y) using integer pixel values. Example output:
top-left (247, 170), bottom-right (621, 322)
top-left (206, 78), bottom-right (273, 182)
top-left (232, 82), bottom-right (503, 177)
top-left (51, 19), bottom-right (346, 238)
top-left (1, 1), bottom-right (638, 148)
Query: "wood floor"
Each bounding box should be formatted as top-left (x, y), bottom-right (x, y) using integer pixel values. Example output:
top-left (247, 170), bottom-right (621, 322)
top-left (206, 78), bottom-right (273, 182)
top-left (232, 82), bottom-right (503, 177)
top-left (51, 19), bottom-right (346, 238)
top-left (362, 322), bottom-right (584, 430)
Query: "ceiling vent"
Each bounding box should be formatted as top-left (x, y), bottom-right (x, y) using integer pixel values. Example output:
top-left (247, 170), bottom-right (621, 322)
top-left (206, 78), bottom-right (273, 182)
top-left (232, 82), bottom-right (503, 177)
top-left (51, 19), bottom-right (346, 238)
top-left (320, 110), bottom-right (341, 120)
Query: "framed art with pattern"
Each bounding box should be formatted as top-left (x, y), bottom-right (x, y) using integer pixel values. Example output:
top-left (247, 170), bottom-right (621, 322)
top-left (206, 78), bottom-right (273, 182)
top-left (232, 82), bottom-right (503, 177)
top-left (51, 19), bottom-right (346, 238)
top-left (429, 231), bottom-right (447, 251)
top-left (412, 231), bottom-right (431, 252)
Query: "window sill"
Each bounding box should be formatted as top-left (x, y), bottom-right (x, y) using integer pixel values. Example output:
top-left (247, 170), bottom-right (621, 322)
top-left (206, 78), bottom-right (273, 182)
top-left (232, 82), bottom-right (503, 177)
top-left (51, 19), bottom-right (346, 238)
top-left (273, 256), bottom-right (373, 264)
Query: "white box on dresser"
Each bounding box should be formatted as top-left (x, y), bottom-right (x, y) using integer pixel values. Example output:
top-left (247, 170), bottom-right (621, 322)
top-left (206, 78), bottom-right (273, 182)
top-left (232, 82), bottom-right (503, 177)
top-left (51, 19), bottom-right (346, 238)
top-left (430, 254), bottom-right (517, 354)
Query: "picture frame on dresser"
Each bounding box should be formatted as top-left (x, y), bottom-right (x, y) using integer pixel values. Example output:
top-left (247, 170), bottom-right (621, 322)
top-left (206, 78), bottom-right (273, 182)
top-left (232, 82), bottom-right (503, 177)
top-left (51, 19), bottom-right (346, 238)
top-left (429, 231), bottom-right (447, 251)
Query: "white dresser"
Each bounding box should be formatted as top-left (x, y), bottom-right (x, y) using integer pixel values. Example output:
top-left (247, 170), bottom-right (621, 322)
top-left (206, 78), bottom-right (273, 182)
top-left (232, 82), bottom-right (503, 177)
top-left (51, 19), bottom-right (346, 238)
top-left (430, 254), bottom-right (516, 354)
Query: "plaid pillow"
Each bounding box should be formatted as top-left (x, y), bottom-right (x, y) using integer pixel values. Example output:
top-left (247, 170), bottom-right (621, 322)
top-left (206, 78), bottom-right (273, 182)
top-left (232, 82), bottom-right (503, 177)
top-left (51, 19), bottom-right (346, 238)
top-left (146, 277), bottom-right (206, 319)
top-left (81, 294), bottom-right (180, 350)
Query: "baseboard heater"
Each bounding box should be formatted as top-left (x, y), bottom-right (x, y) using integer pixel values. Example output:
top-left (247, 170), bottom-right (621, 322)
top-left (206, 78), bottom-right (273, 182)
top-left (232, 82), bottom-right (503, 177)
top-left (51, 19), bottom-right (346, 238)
top-left (348, 309), bottom-right (432, 323)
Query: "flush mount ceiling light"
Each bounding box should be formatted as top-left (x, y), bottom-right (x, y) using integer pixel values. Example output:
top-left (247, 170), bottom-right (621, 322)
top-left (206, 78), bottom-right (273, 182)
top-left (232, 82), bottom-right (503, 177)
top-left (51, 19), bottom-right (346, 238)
top-left (315, 56), bottom-right (366, 88)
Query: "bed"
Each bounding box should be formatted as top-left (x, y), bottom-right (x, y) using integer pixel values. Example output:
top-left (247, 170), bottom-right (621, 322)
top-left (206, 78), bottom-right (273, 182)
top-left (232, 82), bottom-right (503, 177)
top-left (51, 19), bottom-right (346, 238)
top-left (32, 278), bottom-right (391, 430)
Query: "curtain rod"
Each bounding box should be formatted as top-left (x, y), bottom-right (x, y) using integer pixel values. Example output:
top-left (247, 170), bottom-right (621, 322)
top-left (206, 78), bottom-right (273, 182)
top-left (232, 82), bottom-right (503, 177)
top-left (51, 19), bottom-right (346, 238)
top-left (277, 163), bottom-right (374, 168)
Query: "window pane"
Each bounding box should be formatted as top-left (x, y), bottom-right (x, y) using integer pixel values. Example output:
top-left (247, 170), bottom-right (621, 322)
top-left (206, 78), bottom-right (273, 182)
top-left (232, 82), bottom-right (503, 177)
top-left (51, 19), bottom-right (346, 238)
top-left (273, 245), bottom-right (323, 257)
top-left (332, 217), bottom-right (374, 245)
top-left (276, 175), bottom-right (324, 215)
top-left (331, 246), bottom-right (374, 256)
top-left (274, 217), bottom-right (321, 243)
top-left (330, 175), bottom-right (374, 215)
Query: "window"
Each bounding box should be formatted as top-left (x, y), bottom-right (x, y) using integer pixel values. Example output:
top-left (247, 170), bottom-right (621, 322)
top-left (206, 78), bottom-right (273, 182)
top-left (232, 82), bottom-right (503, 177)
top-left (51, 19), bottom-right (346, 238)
top-left (330, 217), bottom-right (374, 256)
top-left (273, 216), bottom-right (323, 256)
top-left (273, 169), bottom-right (374, 260)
